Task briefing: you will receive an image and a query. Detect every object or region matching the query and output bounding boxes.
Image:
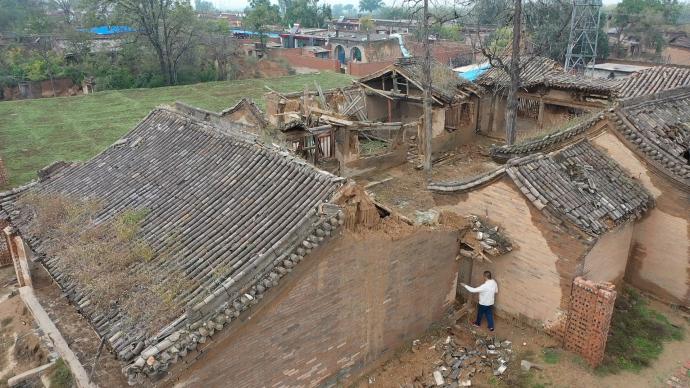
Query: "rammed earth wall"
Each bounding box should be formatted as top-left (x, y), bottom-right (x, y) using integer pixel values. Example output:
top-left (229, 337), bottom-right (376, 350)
top-left (171, 228), bottom-right (459, 387)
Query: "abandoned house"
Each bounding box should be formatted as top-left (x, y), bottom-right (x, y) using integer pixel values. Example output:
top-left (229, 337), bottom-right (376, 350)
top-left (0, 106), bottom-right (464, 387)
top-left (424, 140), bottom-right (653, 328)
top-left (600, 87), bottom-right (690, 307)
top-left (488, 86), bottom-right (690, 308)
top-left (475, 56), bottom-right (619, 139)
top-left (264, 58), bottom-right (484, 177)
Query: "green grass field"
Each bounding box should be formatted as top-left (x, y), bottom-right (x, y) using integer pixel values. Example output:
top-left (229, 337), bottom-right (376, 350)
top-left (0, 72), bottom-right (353, 188)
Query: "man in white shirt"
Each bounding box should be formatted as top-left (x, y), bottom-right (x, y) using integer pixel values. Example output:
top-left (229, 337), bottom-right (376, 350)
top-left (461, 271), bottom-right (498, 331)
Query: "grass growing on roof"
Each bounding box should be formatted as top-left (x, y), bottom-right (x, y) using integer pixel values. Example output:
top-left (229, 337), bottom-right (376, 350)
top-left (597, 287), bottom-right (684, 375)
top-left (0, 72), bottom-right (353, 189)
top-left (19, 193), bottom-right (193, 331)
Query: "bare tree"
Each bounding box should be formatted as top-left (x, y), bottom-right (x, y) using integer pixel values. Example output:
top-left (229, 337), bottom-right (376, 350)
top-left (473, 0), bottom-right (572, 145)
top-left (401, 0), bottom-right (472, 172)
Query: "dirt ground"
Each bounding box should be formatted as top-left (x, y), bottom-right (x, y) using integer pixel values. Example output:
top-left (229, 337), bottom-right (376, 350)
top-left (0, 267), bottom-right (50, 386)
top-left (355, 300), bottom-right (690, 388)
top-left (360, 136), bottom-right (500, 219)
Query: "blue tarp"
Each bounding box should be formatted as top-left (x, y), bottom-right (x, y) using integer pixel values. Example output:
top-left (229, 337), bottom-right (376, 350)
top-left (458, 64), bottom-right (490, 82)
top-left (80, 25), bottom-right (135, 35)
top-left (231, 29), bottom-right (280, 39)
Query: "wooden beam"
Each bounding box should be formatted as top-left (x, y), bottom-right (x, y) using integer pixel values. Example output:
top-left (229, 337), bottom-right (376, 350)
top-left (355, 81), bottom-right (394, 100)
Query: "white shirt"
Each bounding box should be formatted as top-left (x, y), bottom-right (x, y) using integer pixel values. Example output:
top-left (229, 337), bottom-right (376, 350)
top-left (463, 279), bottom-right (498, 306)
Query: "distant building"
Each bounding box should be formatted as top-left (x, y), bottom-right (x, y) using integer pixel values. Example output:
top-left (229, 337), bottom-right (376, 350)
top-left (664, 34), bottom-right (690, 66)
top-left (585, 63), bottom-right (650, 79)
top-left (328, 17), bottom-right (418, 35)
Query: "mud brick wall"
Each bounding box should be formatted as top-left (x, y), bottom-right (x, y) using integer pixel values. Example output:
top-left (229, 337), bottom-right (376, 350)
top-left (172, 228), bottom-right (459, 387)
top-left (563, 277), bottom-right (616, 367)
top-left (593, 131), bottom-right (689, 306)
top-left (439, 176), bottom-right (590, 327)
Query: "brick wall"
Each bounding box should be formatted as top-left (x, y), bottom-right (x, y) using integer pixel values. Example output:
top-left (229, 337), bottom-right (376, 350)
top-left (436, 177), bottom-right (590, 326)
top-left (563, 277), bottom-right (616, 367)
top-left (172, 228), bottom-right (459, 387)
top-left (348, 60), bottom-right (395, 77)
top-left (663, 47), bottom-right (690, 67)
top-left (592, 131), bottom-right (689, 306)
top-left (268, 48), bottom-right (341, 72)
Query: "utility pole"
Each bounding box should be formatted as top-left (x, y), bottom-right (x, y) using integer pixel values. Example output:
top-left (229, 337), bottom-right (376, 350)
top-left (422, 0), bottom-right (433, 172)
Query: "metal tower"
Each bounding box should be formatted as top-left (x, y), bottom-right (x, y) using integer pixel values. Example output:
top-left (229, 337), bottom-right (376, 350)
top-left (564, 0), bottom-right (602, 73)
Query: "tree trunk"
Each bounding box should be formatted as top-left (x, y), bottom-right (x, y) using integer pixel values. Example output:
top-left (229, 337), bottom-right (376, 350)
top-left (504, 0), bottom-right (522, 146)
top-left (422, 0), bottom-right (433, 172)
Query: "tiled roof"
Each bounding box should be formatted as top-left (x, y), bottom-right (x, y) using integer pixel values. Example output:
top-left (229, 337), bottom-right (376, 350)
top-left (489, 113), bottom-right (606, 162)
top-left (612, 86), bottom-right (690, 186)
top-left (430, 140), bottom-right (653, 236)
top-left (478, 56), bottom-right (619, 95)
top-left (505, 140), bottom-right (652, 235)
top-left (616, 66), bottom-right (690, 98)
top-left (0, 107), bottom-right (344, 382)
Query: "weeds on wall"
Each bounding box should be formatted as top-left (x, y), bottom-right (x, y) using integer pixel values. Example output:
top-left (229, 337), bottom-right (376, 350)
top-left (597, 288), bottom-right (684, 374)
top-left (19, 193), bottom-right (192, 332)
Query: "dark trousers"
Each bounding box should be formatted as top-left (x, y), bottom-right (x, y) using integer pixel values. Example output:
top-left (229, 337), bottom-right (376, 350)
top-left (474, 304), bottom-right (494, 329)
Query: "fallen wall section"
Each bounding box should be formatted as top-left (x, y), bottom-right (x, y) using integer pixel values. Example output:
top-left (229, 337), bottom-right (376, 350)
top-left (563, 277), bottom-right (616, 367)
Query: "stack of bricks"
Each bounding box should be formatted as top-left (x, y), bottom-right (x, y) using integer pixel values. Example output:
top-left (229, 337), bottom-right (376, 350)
top-left (0, 157), bottom-right (7, 187)
top-left (563, 276), bottom-right (617, 367)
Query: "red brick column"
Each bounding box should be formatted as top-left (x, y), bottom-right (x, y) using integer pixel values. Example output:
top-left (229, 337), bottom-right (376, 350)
top-left (563, 277), bottom-right (616, 367)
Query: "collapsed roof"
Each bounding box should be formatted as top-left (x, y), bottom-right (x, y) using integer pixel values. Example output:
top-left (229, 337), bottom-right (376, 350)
top-left (611, 86), bottom-right (690, 187)
top-left (477, 56), bottom-right (620, 95)
top-left (0, 107), bottom-right (345, 383)
top-left (616, 66), bottom-right (690, 98)
top-left (430, 140), bottom-right (653, 236)
top-left (358, 57), bottom-right (481, 103)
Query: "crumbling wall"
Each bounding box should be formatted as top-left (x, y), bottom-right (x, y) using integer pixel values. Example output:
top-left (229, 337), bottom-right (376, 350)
top-left (581, 222), bottom-right (633, 286)
top-left (437, 176), bottom-right (589, 326)
top-left (593, 131), bottom-right (690, 306)
top-left (562, 277), bottom-right (616, 367)
top-left (171, 227), bottom-right (460, 387)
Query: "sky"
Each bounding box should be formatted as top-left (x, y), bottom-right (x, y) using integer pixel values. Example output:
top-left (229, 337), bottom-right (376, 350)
top-left (209, 0), bottom-right (622, 12)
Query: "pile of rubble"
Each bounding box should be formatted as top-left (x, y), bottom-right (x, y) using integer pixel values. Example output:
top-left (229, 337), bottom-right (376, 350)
top-left (423, 334), bottom-right (514, 387)
top-left (459, 215), bottom-right (513, 261)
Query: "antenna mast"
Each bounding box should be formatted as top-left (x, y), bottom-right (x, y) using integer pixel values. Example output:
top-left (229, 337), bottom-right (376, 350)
top-left (564, 0), bottom-right (602, 73)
